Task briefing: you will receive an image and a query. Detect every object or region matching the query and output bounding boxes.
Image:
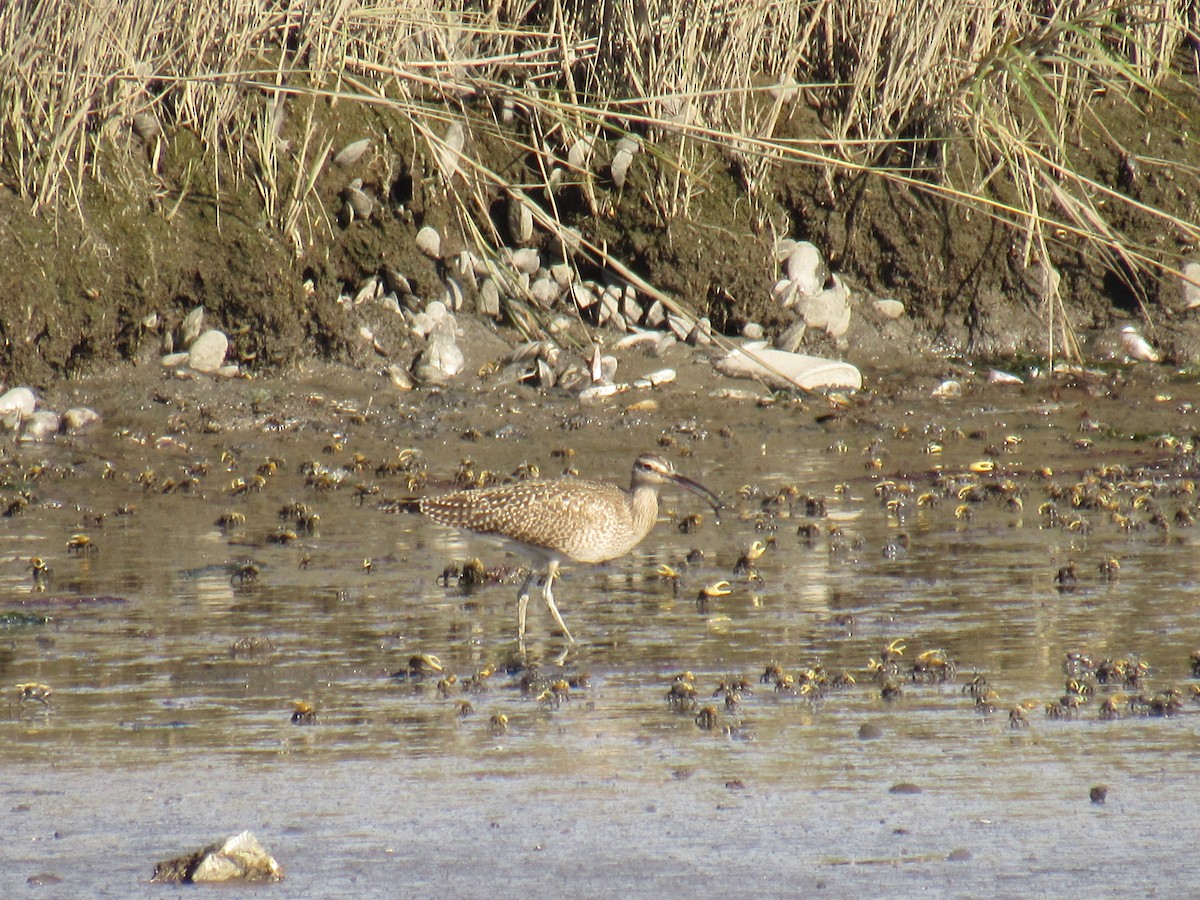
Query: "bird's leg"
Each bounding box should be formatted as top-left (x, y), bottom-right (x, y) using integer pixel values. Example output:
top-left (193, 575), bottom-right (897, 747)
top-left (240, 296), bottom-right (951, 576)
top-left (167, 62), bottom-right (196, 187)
top-left (516, 569), bottom-right (535, 642)
top-left (542, 560), bottom-right (575, 643)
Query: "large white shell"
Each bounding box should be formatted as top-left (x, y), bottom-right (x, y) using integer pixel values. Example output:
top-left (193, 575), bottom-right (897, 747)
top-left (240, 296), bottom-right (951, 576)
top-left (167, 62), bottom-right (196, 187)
top-left (611, 148), bottom-right (634, 189)
top-left (510, 247), bottom-right (541, 274)
top-left (415, 225), bottom-right (442, 259)
top-left (785, 242), bottom-right (826, 297)
top-left (715, 345), bottom-right (862, 391)
top-left (1119, 325), bottom-right (1160, 362)
top-left (333, 138), bottom-right (370, 167)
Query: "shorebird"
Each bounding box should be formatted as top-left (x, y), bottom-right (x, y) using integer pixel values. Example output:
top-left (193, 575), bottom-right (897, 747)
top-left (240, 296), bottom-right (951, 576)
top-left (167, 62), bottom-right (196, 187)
top-left (420, 453), bottom-right (722, 644)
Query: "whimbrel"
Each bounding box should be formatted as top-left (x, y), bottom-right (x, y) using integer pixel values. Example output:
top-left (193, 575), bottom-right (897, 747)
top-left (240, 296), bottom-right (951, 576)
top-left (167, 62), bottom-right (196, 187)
top-left (420, 453), bottom-right (721, 644)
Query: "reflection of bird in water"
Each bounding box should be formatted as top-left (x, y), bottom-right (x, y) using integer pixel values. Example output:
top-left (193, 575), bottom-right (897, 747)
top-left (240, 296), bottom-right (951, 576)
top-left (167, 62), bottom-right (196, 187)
top-left (421, 454), bottom-right (722, 645)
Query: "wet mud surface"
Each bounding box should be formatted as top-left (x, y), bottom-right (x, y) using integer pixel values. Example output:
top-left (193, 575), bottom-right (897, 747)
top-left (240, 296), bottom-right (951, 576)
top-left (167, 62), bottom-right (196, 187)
top-left (3, 359), bottom-right (1200, 893)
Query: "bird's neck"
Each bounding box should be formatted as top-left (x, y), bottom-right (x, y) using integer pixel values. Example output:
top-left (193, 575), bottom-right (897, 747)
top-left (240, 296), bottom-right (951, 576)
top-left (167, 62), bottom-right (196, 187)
top-left (627, 485), bottom-right (661, 541)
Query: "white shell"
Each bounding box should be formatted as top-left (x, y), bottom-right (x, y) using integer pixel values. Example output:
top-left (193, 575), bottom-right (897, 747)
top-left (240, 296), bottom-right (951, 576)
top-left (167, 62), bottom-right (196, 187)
top-left (333, 138), bottom-right (370, 167)
top-left (188, 330), bottom-right (229, 373)
top-left (1181, 261), bottom-right (1200, 309)
top-left (510, 247), bottom-right (541, 274)
top-left (0, 386), bottom-right (36, 418)
top-left (1119, 325), bottom-right (1160, 362)
top-left (415, 225), bottom-right (442, 259)
top-left (509, 197), bottom-right (534, 245)
top-left (785, 242), bottom-right (826, 296)
top-left (872, 298), bottom-right (906, 319)
top-left (437, 121), bottom-right (466, 180)
top-left (988, 369), bottom-right (1024, 385)
top-left (715, 346), bottom-right (862, 391)
top-left (611, 148), bottom-right (634, 189)
top-left (180, 306), bottom-right (205, 348)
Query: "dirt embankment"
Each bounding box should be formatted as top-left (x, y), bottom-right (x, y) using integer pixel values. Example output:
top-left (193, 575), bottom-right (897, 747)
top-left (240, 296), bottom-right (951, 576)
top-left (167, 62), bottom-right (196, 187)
top-left (2, 79), bottom-right (1200, 389)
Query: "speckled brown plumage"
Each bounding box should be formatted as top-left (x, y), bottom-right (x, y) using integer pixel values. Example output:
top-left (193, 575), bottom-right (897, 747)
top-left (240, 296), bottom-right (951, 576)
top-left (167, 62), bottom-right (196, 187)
top-left (420, 454), bottom-right (720, 644)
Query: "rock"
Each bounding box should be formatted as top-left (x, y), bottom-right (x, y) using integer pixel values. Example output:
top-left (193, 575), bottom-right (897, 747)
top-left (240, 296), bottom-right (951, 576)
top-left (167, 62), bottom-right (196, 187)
top-left (1181, 261), bottom-right (1200, 309)
top-left (160, 352), bottom-right (189, 367)
top-left (188, 330), bottom-right (229, 373)
top-left (714, 344), bottom-right (863, 391)
top-left (152, 830), bottom-right (282, 884)
top-left (0, 386), bottom-right (36, 418)
top-left (216, 364), bottom-right (241, 379)
top-left (873, 298), bottom-right (905, 319)
top-left (63, 407), bottom-right (102, 431)
top-left (21, 410), bottom-right (61, 442)
top-left (742, 322), bottom-right (765, 341)
top-left (932, 379), bottom-right (962, 398)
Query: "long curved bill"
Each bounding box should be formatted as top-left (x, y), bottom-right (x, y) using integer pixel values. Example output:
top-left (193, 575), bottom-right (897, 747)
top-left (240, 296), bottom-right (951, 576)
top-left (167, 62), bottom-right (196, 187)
top-left (669, 471), bottom-right (724, 520)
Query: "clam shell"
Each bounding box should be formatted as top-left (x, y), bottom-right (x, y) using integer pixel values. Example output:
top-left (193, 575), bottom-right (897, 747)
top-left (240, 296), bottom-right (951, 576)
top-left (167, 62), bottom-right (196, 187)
top-left (437, 121), bottom-right (466, 180)
top-left (415, 225), bottom-right (442, 259)
top-left (333, 138), bottom-right (370, 168)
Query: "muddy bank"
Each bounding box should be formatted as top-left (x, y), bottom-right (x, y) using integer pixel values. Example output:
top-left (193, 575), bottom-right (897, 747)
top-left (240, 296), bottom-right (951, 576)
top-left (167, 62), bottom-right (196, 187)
top-left (3, 78), bottom-right (1200, 390)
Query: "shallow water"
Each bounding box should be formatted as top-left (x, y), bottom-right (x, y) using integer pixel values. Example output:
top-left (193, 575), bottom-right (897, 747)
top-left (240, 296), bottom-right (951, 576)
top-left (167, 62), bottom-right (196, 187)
top-left (3, 363), bottom-right (1200, 895)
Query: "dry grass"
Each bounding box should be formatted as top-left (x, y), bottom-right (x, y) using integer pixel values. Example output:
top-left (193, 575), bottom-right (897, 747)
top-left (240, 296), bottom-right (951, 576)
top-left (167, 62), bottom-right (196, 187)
top-left (2, 0), bottom-right (1197, 359)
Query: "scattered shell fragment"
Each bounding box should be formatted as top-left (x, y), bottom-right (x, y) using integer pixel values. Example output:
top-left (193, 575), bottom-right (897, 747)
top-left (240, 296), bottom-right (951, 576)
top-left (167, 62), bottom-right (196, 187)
top-left (415, 225), bottom-right (442, 259)
top-left (333, 138), bottom-right (371, 168)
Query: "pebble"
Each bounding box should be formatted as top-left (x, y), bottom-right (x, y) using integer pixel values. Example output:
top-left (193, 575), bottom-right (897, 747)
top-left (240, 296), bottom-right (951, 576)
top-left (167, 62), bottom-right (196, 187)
top-left (932, 379), bottom-right (962, 398)
top-left (785, 241), bottom-right (827, 297)
top-left (0, 386), bottom-right (36, 418)
top-left (188, 330), bottom-right (229, 373)
top-left (161, 352), bottom-right (190, 367)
